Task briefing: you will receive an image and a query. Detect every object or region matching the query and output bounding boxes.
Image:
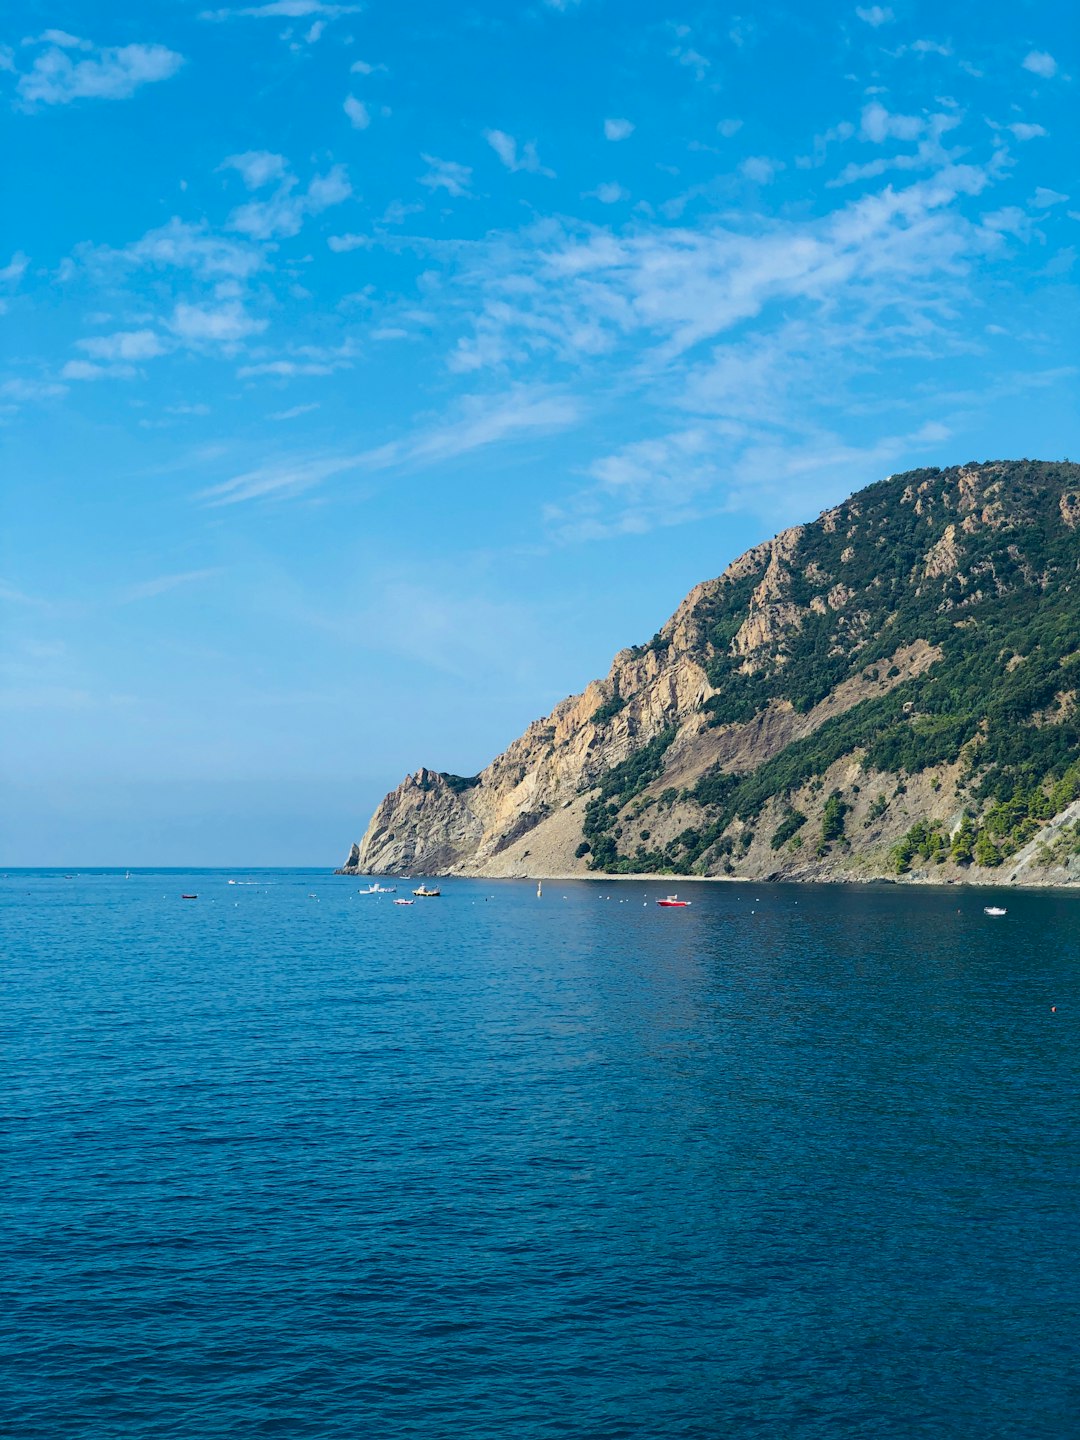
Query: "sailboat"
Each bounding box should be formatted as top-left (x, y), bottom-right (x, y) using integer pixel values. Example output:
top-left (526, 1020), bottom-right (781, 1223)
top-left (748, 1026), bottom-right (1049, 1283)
top-left (537, 880), bottom-right (543, 898)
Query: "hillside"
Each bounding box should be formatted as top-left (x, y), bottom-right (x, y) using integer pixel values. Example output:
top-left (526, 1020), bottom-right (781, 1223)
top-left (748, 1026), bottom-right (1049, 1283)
top-left (341, 460), bottom-right (1080, 886)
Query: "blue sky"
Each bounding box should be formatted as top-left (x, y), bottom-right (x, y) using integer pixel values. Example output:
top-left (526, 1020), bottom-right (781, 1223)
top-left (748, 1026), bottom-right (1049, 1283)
top-left (1, 0), bottom-right (1076, 865)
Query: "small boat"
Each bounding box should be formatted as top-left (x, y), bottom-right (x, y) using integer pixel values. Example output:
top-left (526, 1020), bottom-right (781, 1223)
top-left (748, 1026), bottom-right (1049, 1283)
top-left (657, 895), bottom-right (691, 907)
top-left (394, 898), bottom-right (414, 906)
top-left (182, 893), bottom-right (198, 900)
top-left (537, 880), bottom-right (543, 898)
top-left (984, 906), bottom-right (1007, 916)
top-left (359, 883), bottom-right (396, 894)
top-left (413, 885), bottom-right (441, 897)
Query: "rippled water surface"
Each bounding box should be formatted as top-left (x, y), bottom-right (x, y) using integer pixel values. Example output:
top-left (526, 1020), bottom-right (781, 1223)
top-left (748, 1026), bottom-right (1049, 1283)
top-left (4, 870), bottom-right (1079, 1437)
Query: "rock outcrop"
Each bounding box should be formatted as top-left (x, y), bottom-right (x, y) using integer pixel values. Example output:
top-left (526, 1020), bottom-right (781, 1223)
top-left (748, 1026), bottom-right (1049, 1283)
top-left (341, 460), bottom-right (1080, 886)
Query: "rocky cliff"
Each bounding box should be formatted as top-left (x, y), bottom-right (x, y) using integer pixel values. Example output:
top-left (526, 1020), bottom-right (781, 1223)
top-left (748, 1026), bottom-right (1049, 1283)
top-left (342, 460), bottom-right (1080, 885)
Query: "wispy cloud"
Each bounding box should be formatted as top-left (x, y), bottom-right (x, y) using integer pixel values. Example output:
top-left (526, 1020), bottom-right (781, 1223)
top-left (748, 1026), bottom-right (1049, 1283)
top-left (587, 181), bottom-right (629, 204)
top-left (61, 359), bottom-right (136, 381)
top-left (198, 387), bottom-right (581, 505)
top-left (0, 253), bottom-right (30, 285)
top-left (201, 2), bottom-right (360, 20)
top-left (169, 299), bottom-right (268, 344)
top-left (1008, 122), bottom-right (1047, 141)
top-left (1022, 50), bottom-right (1057, 79)
top-left (16, 35), bottom-right (183, 106)
top-left (485, 130), bottom-right (555, 177)
top-left (116, 569), bottom-right (222, 604)
top-left (97, 218), bottom-right (264, 281)
top-left (603, 118), bottom-right (634, 141)
top-left (220, 151), bottom-right (288, 188)
top-left (855, 5), bottom-right (893, 25)
top-left (344, 95), bottom-right (370, 129)
top-left (226, 163), bottom-right (351, 240)
top-left (77, 329), bottom-right (167, 361)
top-left (269, 402), bottom-right (320, 420)
top-left (419, 155), bottom-right (472, 198)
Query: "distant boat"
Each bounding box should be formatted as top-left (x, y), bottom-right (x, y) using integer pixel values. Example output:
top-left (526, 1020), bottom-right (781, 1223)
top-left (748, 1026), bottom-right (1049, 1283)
top-left (359, 883), bottom-right (396, 894)
top-left (182, 893), bottom-right (198, 900)
top-left (657, 895), bottom-right (691, 907)
top-left (394, 898), bottom-right (414, 906)
top-left (984, 906), bottom-right (1007, 916)
top-left (412, 885), bottom-right (441, 897)
top-left (537, 880), bottom-right (543, 898)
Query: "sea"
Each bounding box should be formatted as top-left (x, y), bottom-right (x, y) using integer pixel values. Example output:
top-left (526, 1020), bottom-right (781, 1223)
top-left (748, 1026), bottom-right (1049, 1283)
top-left (4, 868), bottom-right (1079, 1438)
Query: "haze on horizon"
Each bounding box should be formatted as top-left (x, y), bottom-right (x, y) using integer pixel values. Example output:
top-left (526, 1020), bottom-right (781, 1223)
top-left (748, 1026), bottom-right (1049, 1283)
top-left (1, 0), bottom-right (1076, 866)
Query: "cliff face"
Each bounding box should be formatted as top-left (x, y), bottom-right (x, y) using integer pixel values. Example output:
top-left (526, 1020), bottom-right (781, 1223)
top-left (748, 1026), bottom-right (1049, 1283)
top-left (343, 460), bottom-right (1080, 886)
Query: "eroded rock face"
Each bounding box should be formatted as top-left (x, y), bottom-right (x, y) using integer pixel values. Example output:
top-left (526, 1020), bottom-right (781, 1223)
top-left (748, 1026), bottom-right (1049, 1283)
top-left (341, 460), bottom-right (1080, 884)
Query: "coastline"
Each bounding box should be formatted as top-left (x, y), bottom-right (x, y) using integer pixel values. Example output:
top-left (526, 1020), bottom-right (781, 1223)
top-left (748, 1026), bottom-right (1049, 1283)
top-left (337, 865), bottom-right (1080, 889)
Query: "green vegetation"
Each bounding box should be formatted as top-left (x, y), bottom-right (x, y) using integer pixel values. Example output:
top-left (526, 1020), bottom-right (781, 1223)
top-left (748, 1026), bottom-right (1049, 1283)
top-left (821, 791), bottom-right (849, 845)
top-left (771, 809), bottom-right (807, 850)
top-left (590, 693), bottom-right (626, 725)
top-left (581, 728), bottom-right (677, 872)
top-left (891, 821), bottom-right (949, 873)
top-left (573, 461), bottom-right (1080, 874)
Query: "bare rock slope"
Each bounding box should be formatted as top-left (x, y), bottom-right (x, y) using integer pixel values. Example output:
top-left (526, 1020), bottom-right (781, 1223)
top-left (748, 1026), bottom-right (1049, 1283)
top-left (342, 460), bottom-right (1080, 886)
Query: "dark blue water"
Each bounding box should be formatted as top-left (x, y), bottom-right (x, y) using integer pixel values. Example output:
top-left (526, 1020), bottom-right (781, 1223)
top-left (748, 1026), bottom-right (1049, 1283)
top-left (4, 870), bottom-right (1079, 1438)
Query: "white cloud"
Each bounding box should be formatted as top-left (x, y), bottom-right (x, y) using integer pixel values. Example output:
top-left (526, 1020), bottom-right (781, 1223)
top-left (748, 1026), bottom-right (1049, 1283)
top-left (860, 101), bottom-right (924, 143)
top-left (590, 182), bottom-right (629, 204)
top-left (484, 130), bottom-right (554, 176)
top-left (1032, 187), bottom-right (1069, 208)
top-left (169, 300), bottom-right (268, 343)
top-left (117, 569), bottom-right (221, 604)
top-left (201, 2), bottom-right (360, 19)
top-left (77, 329), bottom-right (167, 361)
top-left (0, 253), bottom-right (30, 285)
top-left (269, 402), bottom-right (320, 420)
top-left (0, 377), bottom-right (67, 402)
top-left (855, 6), bottom-right (893, 24)
top-left (741, 155), bottom-right (782, 184)
top-left (326, 233), bottom-right (368, 252)
top-left (419, 155), bottom-right (472, 198)
top-left (1008, 122), bottom-right (1047, 141)
top-left (344, 95), bottom-right (370, 129)
top-left (717, 118), bottom-right (743, 138)
top-left (604, 117), bottom-right (634, 141)
top-left (1022, 50), bottom-right (1057, 79)
top-left (668, 38), bottom-right (710, 81)
top-left (221, 151), bottom-right (288, 188)
top-left (227, 164), bottom-right (351, 239)
top-left (199, 388), bottom-right (580, 504)
top-left (103, 218), bottom-right (265, 280)
top-left (910, 39), bottom-right (952, 57)
top-left (60, 359), bottom-right (136, 381)
top-left (16, 37), bottom-right (183, 105)
top-left (442, 158), bottom-right (1003, 397)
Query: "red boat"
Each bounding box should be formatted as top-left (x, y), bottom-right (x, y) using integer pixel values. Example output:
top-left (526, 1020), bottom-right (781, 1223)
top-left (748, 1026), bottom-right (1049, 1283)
top-left (181, 893), bottom-right (198, 900)
top-left (656, 895), bottom-right (691, 907)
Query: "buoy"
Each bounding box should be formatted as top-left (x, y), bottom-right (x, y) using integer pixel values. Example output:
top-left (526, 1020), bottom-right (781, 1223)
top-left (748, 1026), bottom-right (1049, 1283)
top-left (1051, 1006), bottom-right (1057, 1013)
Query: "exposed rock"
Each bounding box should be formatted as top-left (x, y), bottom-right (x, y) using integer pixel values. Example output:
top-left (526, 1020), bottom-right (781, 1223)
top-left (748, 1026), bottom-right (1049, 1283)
top-left (342, 460), bottom-right (1080, 887)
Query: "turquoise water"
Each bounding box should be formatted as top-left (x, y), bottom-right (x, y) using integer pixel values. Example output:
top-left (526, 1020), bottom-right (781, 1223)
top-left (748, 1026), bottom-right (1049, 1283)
top-left (4, 869), bottom-right (1079, 1437)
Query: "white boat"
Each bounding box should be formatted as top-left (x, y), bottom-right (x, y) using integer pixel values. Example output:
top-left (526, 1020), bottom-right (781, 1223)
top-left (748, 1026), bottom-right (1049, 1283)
top-left (394, 898), bottom-right (414, 906)
top-left (358, 882), bottom-right (396, 894)
top-left (984, 906), bottom-right (1007, 916)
